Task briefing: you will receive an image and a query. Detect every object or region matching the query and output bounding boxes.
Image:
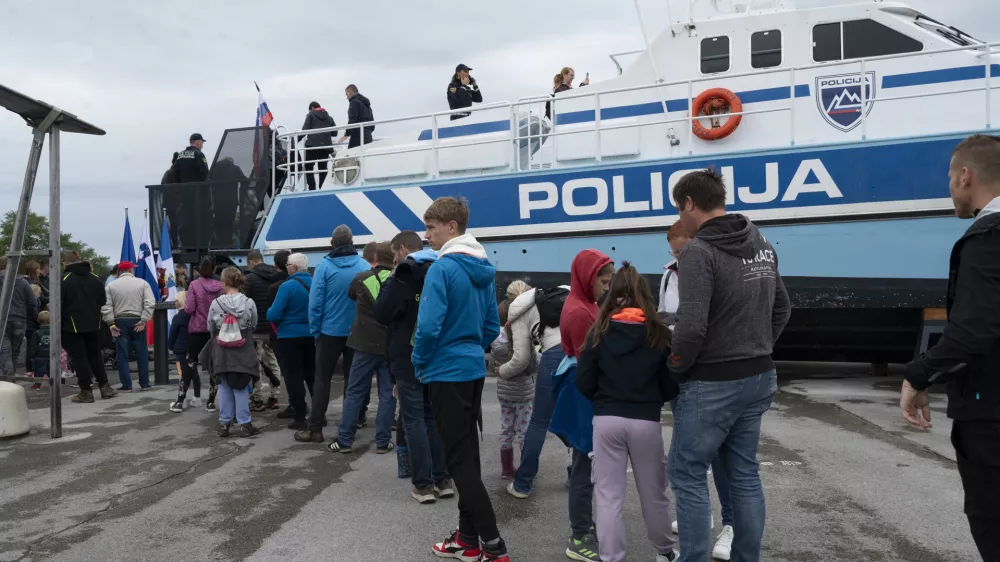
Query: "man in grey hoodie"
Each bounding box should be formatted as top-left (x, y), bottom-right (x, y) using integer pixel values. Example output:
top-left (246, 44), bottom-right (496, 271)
top-left (667, 168), bottom-right (790, 562)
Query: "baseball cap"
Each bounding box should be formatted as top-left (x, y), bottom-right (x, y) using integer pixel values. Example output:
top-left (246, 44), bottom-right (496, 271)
top-left (190, 133), bottom-right (206, 142)
top-left (455, 63), bottom-right (473, 72)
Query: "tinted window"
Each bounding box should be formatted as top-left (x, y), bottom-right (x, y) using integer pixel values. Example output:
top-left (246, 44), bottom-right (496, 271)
top-left (751, 30), bottom-right (782, 68)
top-left (701, 36), bottom-right (730, 74)
top-left (813, 23), bottom-right (841, 62)
top-left (843, 19), bottom-right (922, 58)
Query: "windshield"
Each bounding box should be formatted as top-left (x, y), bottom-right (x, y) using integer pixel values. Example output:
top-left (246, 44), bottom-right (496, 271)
top-left (914, 15), bottom-right (983, 47)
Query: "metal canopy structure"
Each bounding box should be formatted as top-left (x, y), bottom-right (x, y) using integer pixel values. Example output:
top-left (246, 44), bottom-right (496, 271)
top-left (0, 83), bottom-right (105, 438)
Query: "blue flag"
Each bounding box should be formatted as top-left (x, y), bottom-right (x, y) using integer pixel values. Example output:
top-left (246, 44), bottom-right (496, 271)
top-left (120, 214), bottom-right (137, 265)
top-left (136, 218), bottom-right (160, 299)
top-left (157, 213), bottom-right (177, 324)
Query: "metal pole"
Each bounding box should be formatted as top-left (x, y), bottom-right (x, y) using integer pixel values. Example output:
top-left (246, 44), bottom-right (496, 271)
top-left (48, 126), bottom-right (62, 439)
top-left (153, 304), bottom-right (169, 385)
top-left (859, 58), bottom-right (868, 141)
top-left (0, 129), bottom-right (46, 336)
top-left (594, 93), bottom-right (602, 163)
top-left (985, 43), bottom-right (992, 130)
top-left (789, 67), bottom-right (796, 146)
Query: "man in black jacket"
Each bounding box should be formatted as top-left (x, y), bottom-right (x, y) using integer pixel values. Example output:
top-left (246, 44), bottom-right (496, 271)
top-left (302, 101), bottom-right (337, 190)
top-left (374, 231), bottom-right (453, 503)
top-left (447, 64), bottom-right (483, 120)
top-left (243, 250), bottom-right (282, 410)
top-left (901, 134), bottom-right (1000, 560)
top-left (61, 251), bottom-right (117, 403)
top-left (171, 133), bottom-right (210, 183)
top-left (338, 85), bottom-right (374, 149)
top-left (0, 258), bottom-right (37, 377)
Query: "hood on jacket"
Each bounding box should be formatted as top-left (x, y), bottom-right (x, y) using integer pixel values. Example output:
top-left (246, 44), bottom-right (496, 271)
top-left (307, 108), bottom-right (334, 124)
top-left (395, 252), bottom-right (436, 285)
top-left (349, 94), bottom-right (371, 108)
top-left (509, 288), bottom-right (537, 324)
top-left (438, 233), bottom-right (487, 259)
top-left (326, 246), bottom-right (362, 268)
top-left (570, 249), bottom-right (613, 303)
top-left (592, 308), bottom-right (649, 358)
top-left (408, 249), bottom-right (438, 263)
top-left (196, 277), bottom-right (223, 294)
top-left (64, 262), bottom-right (92, 277)
top-left (216, 293), bottom-right (249, 316)
top-left (250, 263), bottom-right (282, 283)
top-left (694, 214), bottom-right (758, 259)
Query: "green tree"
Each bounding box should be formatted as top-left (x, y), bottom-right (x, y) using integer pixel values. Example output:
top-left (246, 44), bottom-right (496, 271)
top-left (0, 211), bottom-right (111, 278)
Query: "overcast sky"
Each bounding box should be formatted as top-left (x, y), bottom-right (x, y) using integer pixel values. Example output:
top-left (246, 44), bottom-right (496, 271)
top-left (0, 0), bottom-right (995, 259)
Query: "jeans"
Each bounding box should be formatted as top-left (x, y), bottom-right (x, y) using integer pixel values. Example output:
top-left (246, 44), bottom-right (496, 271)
top-left (512, 346), bottom-right (564, 494)
top-left (952, 420), bottom-right (1000, 560)
top-left (668, 370), bottom-right (778, 562)
top-left (218, 377), bottom-right (251, 425)
top-left (309, 335), bottom-right (354, 432)
top-left (62, 331), bottom-right (109, 391)
top-left (0, 321), bottom-right (26, 377)
top-left (305, 148), bottom-right (332, 191)
top-left (670, 399), bottom-right (735, 528)
top-left (276, 337), bottom-right (316, 421)
top-left (338, 351), bottom-right (395, 447)
top-left (115, 318), bottom-right (149, 389)
top-left (397, 377), bottom-right (449, 489)
top-left (429, 378), bottom-right (500, 543)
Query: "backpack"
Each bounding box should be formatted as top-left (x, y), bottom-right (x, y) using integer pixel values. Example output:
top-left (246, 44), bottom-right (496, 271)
top-left (534, 286), bottom-right (570, 338)
top-left (217, 311), bottom-right (246, 348)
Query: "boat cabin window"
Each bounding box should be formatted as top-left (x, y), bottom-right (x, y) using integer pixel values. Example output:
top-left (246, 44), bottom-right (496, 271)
top-left (813, 19), bottom-right (923, 62)
top-left (701, 36), bottom-right (731, 74)
top-left (751, 30), bottom-right (782, 69)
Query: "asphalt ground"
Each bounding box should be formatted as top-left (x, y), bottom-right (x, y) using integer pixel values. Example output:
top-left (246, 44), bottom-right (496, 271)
top-left (0, 363), bottom-right (980, 561)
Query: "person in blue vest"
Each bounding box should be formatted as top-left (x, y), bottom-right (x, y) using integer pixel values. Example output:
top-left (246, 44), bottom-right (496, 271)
top-left (329, 242), bottom-right (397, 454)
top-left (294, 225), bottom-right (369, 444)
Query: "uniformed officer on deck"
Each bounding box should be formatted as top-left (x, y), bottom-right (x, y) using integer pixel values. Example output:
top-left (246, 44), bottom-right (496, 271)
top-left (447, 64), bottom-right (483, 121)
top-left (171, 133), bottom-right (210, 183)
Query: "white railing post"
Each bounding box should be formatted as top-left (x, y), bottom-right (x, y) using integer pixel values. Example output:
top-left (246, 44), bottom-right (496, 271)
top-left (789, 67), bottom-right (796, 146)
top-left (594, 93), bottom-right (602, 163)
top-left (510, 104), bottom-right (519, 172)
top-left (985, 43), bottom-right (992, 129)
top-left (687, 80), bottom-right (694, 155)
top-left (431, 114), bottom-right (440, 178)
top-left (859, 58), bottom-right (868, 141)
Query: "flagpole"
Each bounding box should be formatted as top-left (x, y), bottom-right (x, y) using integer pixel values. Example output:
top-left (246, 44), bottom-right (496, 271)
top-left (255, 81), bottom-right (261, 93)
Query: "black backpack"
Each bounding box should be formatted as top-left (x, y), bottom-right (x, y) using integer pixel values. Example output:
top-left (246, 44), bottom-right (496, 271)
top-left (534, 286), bottom-right (570, 338)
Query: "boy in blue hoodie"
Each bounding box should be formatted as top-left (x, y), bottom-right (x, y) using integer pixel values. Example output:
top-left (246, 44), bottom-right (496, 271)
top-left (295, 225), bottom-right (370, 443)
top-left (414, 197), bottom-right (509, 562)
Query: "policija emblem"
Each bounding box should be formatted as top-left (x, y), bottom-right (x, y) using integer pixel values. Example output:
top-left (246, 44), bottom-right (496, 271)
top-left (816, 71), bottom-right (876, 132)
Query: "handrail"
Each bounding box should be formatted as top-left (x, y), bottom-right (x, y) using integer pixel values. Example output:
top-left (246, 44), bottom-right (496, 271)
top-left (277, 40), bottom-right (1000, 189)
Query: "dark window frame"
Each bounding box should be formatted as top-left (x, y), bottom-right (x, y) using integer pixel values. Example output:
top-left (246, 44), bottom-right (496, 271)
top-left (750, 29), bottom-right (783, 69)
top-left (700, 35), bottom-right (731, 75)
top-left (812, 18), bottom-right (923, 63)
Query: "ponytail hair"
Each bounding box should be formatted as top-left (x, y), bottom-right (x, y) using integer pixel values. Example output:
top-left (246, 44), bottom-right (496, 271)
top-left (587, 261), bottom-right (670, 350)
top-left (553, 66), bottom-right (574, 90)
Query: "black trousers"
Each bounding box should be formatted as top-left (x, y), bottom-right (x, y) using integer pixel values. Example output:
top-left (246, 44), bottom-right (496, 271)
top-left (952, 420), bottom-right (1000, 560)
top-left (276, 336), bottom-right (316, 422)
top-left (63, 331), bottom-right (108, 391)
top-left (309, 335), bottom-right (354, 432)
top-left (305, 148), bottom-right (332, 190)
top-left (429, 378), bottom-right (500, 543)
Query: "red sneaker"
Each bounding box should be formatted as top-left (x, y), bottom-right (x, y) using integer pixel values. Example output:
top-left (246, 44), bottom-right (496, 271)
top-left (432, 529), bottom-right (481, 561)
top-left (480, 538), bottom-right (511, 561)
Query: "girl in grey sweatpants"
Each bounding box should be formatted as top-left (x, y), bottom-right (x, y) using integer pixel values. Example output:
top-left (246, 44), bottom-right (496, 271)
top-left (575, 264), bottom-right (679, 562)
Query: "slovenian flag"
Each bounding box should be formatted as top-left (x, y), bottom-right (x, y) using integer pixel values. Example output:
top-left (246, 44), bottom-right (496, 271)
top-left (156, 211), bottom-right (177, 325)
top-left (135, 214), bottom-right (160, 300)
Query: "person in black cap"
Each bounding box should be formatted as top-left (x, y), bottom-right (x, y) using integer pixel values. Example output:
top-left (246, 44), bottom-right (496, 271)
top-left (171, 134), bottom-right (210, 183)
top-left (447, 64), bottom-right (483, 121)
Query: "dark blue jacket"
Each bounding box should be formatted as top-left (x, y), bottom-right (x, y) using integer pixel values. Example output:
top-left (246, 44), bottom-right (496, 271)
top-left (549, 357), bottom-right (593, 454)
top-left (269, 272), bottom-right (313, 339)
top-left (168, 309), bottom-right (190, 357)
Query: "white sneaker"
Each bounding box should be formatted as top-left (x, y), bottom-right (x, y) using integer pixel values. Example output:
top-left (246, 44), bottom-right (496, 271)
top-left (169, 400), bottom-right (184, 413)
top-left (656, 551), bottom-right (679, 562)
top-left (672, 515), bottom-right (714, 534)
top-left (712, 525), bottom-right (734, 560)
top-left (189, 397), bottom-right (203, 408)
top-left (506, 482), bottom-right (530, 499)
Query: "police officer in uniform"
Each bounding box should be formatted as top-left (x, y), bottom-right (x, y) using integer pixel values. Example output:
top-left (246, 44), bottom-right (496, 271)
top-left (171, 133), bottom-right (210, 183)
top-left (447, 64), bottom-right (483, 121)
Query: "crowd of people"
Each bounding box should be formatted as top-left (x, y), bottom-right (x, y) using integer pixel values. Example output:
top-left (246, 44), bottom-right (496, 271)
top-left (6, 132), bottom-right (998, 561)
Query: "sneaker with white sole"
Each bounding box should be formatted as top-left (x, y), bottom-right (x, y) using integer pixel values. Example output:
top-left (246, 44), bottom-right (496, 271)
top-left (566, 535), bottom-right (601, 561)
top-left (169, 400), bottom-right (184, 413)
top-left (434, 478), bottom-right (455, 498)
top-left (712, 525), bottom-right (733, 560)
top-left (506, 482), bottom-right (530, 499)
top-left (412, 486), bottom-right (436, 504)
top-left (656, 551), bottom-right (679, 562)
top-left (189, 397), bottom-right (203, 408)
top-left (431, 529), bottom-right (480, 560)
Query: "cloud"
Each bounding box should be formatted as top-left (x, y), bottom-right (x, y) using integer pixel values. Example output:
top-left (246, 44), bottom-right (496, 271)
top-left (0, 0), bottom-right (995, 259)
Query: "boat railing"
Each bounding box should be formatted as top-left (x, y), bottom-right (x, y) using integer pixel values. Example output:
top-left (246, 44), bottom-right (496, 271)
top-left (276, 41), bottom-right (1000, 192)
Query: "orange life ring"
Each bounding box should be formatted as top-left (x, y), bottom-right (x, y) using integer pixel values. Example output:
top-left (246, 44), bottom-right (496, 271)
top-left (691, 88), bottom-right (743, 141)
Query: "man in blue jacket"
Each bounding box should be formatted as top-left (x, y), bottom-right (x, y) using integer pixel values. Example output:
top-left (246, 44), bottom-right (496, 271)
top-left (295, 225), bottom-right (369, 443)
top-left (414, 197), bottom-right (509, 562)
